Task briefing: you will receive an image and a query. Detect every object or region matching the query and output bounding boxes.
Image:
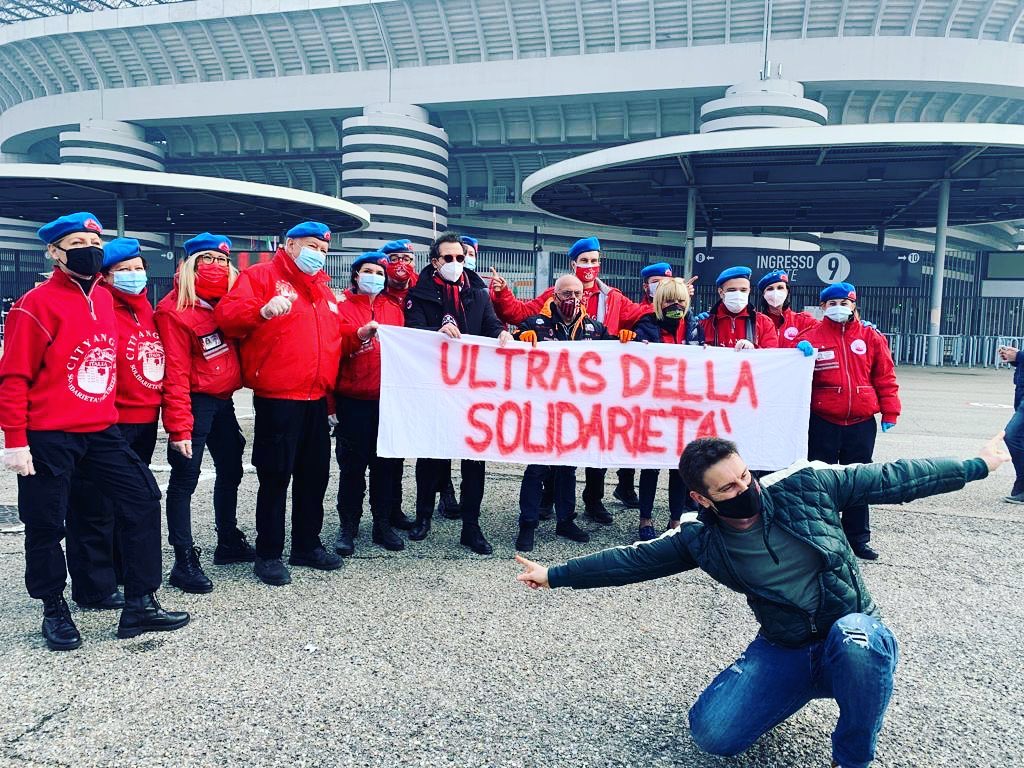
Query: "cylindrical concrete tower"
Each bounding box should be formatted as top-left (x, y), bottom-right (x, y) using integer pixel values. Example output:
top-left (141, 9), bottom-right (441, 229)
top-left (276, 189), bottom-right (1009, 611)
top-left (341, 104), bottom-right (449, 251)
top-left (59, 120), bottom-right (166, 171)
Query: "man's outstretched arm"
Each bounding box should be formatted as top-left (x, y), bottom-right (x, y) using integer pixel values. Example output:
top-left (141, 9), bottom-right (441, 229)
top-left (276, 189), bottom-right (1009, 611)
top-left (515, 530), bottom-right (698, 591)
top-left (816, 433), bottom-right (1009, 513)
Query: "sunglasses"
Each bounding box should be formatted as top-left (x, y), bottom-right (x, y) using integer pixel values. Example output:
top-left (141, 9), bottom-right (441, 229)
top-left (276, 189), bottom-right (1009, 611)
top-left (438, 254), bottom-right (465, 263)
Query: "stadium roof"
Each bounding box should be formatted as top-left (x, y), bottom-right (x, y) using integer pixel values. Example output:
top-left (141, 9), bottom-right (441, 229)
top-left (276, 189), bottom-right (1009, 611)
top-left (0, 0), bottom-right (179, 24)
top-left (0, 163), bottom-right (370, 236)
top-left (522, 123), bottom-right (1024, 233)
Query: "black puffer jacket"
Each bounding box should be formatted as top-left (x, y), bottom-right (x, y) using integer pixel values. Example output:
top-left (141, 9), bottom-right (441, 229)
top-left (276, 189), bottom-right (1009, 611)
top-left (516, 297), bottom-right (611, 342)
top-left (404, 265), bottom-right (505, 338)
top-left (548, 457), bottom-right (987, 647)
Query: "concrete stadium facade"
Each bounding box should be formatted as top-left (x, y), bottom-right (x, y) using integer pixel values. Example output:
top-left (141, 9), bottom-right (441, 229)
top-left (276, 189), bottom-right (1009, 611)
top-left (1, 0), bottom-right (1024, 254)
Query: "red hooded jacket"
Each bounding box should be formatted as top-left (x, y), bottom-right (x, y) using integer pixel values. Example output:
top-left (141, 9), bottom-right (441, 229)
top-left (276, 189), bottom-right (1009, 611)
top-left (795, 317), bottom-right (901, 426)
top-left (334, 288), bottom-right (406, 400)
top-left (154, 286), bottom-right (243, 442)
top-left (767, 307), bottom-right (820, 349)
top-left (491, 280), bottom-right (647, 334)
top-left (214, 249), bottom-right (360, 400)
top-left (102, 283), bottom-right (164, 424)
top-left (700, 302), bottom-right (779, 349)
top-left (0, 270), bottom-right (118, 448)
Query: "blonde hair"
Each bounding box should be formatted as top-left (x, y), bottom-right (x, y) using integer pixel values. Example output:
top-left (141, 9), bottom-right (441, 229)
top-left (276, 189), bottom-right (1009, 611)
top-left (175, 252), bottom-right (239, 311)
top-left (653, 277), bottom-right (692, 320)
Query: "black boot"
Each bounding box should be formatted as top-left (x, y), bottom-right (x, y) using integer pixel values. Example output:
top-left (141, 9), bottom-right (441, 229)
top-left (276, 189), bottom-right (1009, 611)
top-left (515, 525), bottom-right (536, 552)
top-left (390, 506), bottom-right (414, 531)
top-left (437, 479), bottom-right (461, 520)
top-left (213, 529), bottom-right (256, 565)
top-left (372, 515), bottom-right (405, 551)
top-left (41, 594), bottom-right (82, 651)
top-left (169, 545), bottom-right (214, 594)
top-left (409, 502), bottom-right (433, 541)
top-left (75, 590), bottom-right (125, 611)
top-left (612, 484), bottom-right (640, 509)
top-left (460, 523), bottom-right (493, 555)
top-left (556, 518), bottom-right (591, 543)
top-left (334, 512), bottom-right (356, 557)
top-left (116, 593), bottom-right (190, 639)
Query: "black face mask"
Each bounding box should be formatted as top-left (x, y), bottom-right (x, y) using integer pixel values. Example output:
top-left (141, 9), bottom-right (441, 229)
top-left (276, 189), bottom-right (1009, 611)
top-left (711, 480), bottom-right (763, 520)
top-left (58, 245), bottom-right (104, 278)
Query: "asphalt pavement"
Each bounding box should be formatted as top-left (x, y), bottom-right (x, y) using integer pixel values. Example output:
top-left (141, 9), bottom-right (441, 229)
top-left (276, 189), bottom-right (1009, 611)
top-left (1, 366), bottom-right (1022, 767)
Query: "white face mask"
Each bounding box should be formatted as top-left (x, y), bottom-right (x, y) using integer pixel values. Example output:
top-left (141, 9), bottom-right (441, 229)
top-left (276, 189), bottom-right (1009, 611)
top-left (763, 287), bottom-right (787, 308)
top-left (824, 305), bottom-right (854, 323)
top-left (722, 291), bottom-right (749, 313)
top-left (464, 255), bottom-right (476, 271)
top-left (647, 283), bottom-right (658, 298)
top-left (438, 260), bottom-right (464, 283)
top-left (357, 273), bottom-right (385, 296)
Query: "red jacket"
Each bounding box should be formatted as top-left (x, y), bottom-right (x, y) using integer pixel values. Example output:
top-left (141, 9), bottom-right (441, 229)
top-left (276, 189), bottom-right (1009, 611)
top-left (386, 271), bottom-right (417, 306)
top-left (215, 250), bottom-right (360, 400)
top-left (334, 288), bottom-right (406, 400)
top-left (795, 318), bottom-right (901, 426)
top-left (0, 270), bottom-right (118, 448)
top-left (154, 287), bottom-right (243, 442)
top-left (767, 307), bottom-right (820, 348)
top-left (491, 280), bottom-right (647, 334)
top-left (103, 284), bottom-right (163, 424)
top-left (701, 302), bottom-right (779, 349)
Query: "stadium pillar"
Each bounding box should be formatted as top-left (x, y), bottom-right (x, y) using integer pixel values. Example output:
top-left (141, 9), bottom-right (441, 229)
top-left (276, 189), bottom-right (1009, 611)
top-left (926, 178), bottom-right (951, 366)
top-left (684, 187), bottom-right (697, 276)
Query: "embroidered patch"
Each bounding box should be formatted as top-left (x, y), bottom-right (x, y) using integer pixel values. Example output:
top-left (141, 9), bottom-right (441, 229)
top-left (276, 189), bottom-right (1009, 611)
top-left (850, 339), bottom-right (867, 355)
top-left (784, 326), bottom-right (799, 340)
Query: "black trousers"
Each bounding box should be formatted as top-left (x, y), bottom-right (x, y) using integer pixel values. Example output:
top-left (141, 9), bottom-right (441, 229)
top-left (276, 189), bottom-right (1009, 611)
top-left (65, 421), bottom-right (157, 603)
top-left (638, 468), bottom-right (695, 522)
top-left (165, 393), bottom-right (245, 548)
top-left (415, 458), bottom-right (484, 525)
top-left (582, 467), bottom-right (635, 506)
top-left (807, 413), bottom-right (877, 544)
top-left (335, 396), bottom-right (396, 523)
top-left (19, 427), bottom-right (162, 600)
top-left (519, 465), bottom-right (576, 526)
top-left (252, 396), bottom-right (331, 559)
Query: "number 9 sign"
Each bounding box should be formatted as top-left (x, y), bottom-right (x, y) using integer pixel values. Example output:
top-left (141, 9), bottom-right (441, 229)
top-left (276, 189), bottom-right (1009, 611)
top-left (816, 252), bottom-right (851, 284)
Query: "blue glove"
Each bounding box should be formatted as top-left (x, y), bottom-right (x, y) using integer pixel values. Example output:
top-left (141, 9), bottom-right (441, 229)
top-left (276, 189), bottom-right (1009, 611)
top-left (796, 340), bottom-right (814, 357)
top-left (881, 422), bottom-right (896, 433)
top-left (695, 311), bottom-right (710, 322)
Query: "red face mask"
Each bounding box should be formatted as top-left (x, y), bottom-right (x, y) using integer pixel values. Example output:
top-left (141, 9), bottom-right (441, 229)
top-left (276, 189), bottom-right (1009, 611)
top-left (386, 260), bottom-right (413, 284)
top-left (556, 297), bottom-right (580, 320)
top-left (574, 263), bottom-right (600, 283)
top-left (195, 263), bottom-right (230, 301)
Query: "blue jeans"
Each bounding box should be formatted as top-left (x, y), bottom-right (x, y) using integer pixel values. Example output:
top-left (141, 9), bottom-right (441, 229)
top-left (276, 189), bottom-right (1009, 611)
top-left (1004, 401), bottom-right (1024, 494)
top-left (687, 613), bottom-right (898, 768)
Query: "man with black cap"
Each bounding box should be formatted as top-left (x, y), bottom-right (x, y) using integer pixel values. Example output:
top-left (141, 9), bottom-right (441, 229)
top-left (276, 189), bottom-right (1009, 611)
top-left (0, 212), bottom-right (188, 650)
top-left (700, 266), bottom-right (779, 349)
top-left (216, 221), bottom-right (379, 585)
top-left (404, 231), bottom-right (514, 555)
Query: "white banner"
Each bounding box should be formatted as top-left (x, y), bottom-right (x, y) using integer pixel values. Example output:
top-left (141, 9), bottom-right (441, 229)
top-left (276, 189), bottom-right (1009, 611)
top-left (377, 326), bottom-right (813, 470)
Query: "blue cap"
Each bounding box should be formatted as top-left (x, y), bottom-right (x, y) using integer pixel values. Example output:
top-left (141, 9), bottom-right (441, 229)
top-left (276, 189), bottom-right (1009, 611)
top-left (568, 236), bottom-right (601, 261)
top-left (641, 262), bottom-right (673, 280)
top-left (757, 269), bottom-right (790, 293)
top-left (460, 235), bottom-right (479, 250)
top-left (381, 239), bottom-right (414, 255)
top-left (286, 221), bottom-right (331, 243)
top-left (820, 282), bottom-right (857, 302)
top-left (37, 212), bottom-right (103, 245)
top-left (352, 251), bottom-right (389, 273)
top-left (715, 265), bottom-right (752, 287)
top-left (102, 237), bottom-right (141, 270)
top-left (184, 232), bottom-right (232, 258)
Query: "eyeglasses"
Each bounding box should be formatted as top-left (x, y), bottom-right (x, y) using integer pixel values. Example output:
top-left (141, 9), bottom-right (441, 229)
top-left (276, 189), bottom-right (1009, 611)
top-left (389, 254), bottom-right (415, 264)
top-left (439, 254), bottom-right (465, 263)
top-left (555, 290), bottom-right (583, 300)
top-left (198, 254), bottom-right (231, 266)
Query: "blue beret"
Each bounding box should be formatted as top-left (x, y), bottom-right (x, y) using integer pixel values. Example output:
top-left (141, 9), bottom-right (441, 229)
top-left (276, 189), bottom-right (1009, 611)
top-left (757, 269), bottom-right (789, 293)
top-left (641, 262), bottom-right (673, 280)
top-left (102, 238), bottom-right (141, 270)
top-left (286, 221), bottom-right (331, 243)
top-left (184, 232), bottom-right (232, 258)
top-left (460, 236), bottom-right (479, 250)
top-left (568, 237), bottom-right (601, 260)
top-left (820, 282), bottom-right (857, 303)
top-left (352, 251), bottom-right (389, 273)
top-left (381, 239), bottom-right (414, 255)
top-left (37, 212), bottom-right (103, 245)
top-left (716, 266), bottom-right (752, 286)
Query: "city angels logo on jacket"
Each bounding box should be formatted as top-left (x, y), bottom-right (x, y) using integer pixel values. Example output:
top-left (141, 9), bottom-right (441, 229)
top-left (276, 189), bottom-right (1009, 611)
top-left (275, 280), bottom-right (299, 302)
top-left (66, 333), bottom-right (117, 402)
top-left (126, 331), bottom-right (165, 389)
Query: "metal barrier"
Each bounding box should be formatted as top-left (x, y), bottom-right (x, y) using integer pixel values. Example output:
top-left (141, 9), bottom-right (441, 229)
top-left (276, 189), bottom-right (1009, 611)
top-left (880, 333), bottom-right (1024, 368)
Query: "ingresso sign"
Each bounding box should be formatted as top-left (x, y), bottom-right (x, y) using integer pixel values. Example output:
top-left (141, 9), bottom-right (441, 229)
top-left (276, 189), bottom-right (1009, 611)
top-left (692, 248), bottom-right (925, 288)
